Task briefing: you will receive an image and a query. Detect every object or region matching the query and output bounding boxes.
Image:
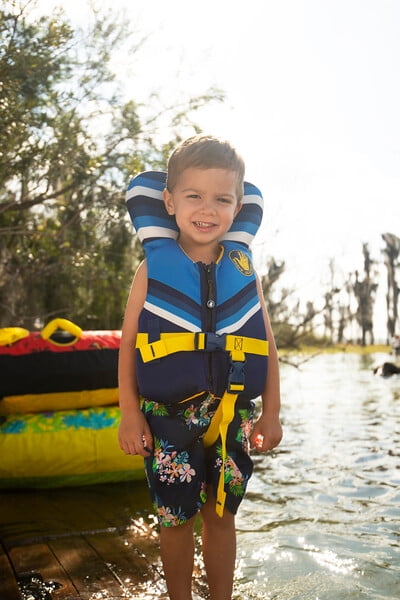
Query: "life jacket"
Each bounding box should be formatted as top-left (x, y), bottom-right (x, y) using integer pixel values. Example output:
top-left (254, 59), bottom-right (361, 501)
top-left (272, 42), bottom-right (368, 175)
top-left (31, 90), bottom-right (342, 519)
top-left (126, 170), bottom-right (269, 516)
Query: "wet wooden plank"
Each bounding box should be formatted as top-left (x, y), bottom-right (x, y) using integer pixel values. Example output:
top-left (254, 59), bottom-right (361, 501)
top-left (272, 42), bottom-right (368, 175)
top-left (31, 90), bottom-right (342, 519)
top-left (2, 530), bottom-right (163, 600)
top-left (53, 481), bottom-right (152, 530)
top-left (0, 546), bottom-right (21, 600)
top-left (84, 529), bottom-right (161, 595)
top-left (47, 485), bottom-right (126, 527)
top-left (0, 483), bottom-right (157, 599)
top-left (9, 542), bottom-right (77, 597)
top-left (0, 482), bottom-right (152, 546)
top-left (48, 535), bottom-right (124, 597)
top-left (0, 489), bottom-right (78, 545)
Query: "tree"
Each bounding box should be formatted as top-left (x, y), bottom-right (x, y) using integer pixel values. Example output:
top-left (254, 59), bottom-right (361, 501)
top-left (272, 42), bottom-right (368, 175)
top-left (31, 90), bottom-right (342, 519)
top-left (260, 257), bottom-right (320, 348)
top-left (382, 232), bottom-right (400, 343)
top-left (352, 243), bottom-right (378, 346)
top-left (259, 257), bottom-right (285, 324)
top-left (321, 259), bottom-right (354, 344)
top-left (0, 1), bottom-right (223, 329)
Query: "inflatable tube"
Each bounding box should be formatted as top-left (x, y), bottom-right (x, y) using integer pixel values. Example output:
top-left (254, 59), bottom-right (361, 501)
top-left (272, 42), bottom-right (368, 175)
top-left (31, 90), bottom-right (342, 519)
top-left (0, 320), bottom-right (121, 413)
top-left (0, 388), bottom-right (119, 415)
top-left (0, 406), bottom-right (144, 489)
top-left (0, 327), bottom-right (30, 346)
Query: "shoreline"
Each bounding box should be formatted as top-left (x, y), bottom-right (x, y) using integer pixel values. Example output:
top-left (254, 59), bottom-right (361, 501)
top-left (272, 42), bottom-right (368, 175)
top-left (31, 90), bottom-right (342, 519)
top-left (279, 343), bottom-right (392, 356)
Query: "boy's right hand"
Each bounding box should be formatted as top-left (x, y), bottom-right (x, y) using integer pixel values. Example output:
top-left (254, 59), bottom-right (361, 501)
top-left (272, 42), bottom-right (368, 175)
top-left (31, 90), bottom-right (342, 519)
top-left (118, 408), bottom-right (153, 457)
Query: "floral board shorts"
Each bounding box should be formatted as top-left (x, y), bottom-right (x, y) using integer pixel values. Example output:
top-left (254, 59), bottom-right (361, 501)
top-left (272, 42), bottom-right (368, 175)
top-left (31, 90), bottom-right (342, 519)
top-left (142, 392), bottom-right (255, 527)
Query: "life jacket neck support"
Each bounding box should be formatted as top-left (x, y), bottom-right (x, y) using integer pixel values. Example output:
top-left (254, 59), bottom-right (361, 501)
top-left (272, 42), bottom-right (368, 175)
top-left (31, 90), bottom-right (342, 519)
top-left (126, 170), bottom-right (264, 248)
top-left (126, 171), bottom-right (268, 517)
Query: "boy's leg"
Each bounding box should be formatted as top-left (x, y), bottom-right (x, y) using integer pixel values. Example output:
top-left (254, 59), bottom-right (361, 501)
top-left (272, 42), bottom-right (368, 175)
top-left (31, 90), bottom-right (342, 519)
top-left (160, 516), bottom-right (196, 600)
top-left (200, 487), bottom-right (236, 600)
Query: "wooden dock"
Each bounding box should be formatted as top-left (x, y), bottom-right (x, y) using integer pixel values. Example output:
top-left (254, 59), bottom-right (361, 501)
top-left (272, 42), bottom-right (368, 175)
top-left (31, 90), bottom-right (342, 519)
top-left (0, 482), bottom-right (169, 600)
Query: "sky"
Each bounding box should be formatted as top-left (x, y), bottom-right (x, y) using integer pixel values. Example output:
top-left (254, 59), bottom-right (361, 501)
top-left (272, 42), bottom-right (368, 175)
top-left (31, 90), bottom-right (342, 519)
top-left (34, 0), bottom-right (400, 339)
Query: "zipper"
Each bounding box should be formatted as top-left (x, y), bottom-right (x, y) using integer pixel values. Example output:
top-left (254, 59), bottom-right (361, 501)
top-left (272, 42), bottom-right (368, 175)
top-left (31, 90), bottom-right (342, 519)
top-left (205, 264), bottom-right (216, 331)
top-left (199, 262), bottom-right (216, 390)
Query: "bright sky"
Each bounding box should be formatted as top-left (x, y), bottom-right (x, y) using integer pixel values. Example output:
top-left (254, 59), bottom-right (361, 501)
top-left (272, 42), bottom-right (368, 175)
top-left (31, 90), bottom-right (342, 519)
top-left (35, 0), bottom-right (400, 338)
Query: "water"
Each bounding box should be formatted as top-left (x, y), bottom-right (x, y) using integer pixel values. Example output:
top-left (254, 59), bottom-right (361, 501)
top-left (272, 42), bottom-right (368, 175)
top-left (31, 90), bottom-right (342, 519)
top-left (2, 351), bottom-right (399, 599)
top-left (235, 351), bottom-right (400, 599)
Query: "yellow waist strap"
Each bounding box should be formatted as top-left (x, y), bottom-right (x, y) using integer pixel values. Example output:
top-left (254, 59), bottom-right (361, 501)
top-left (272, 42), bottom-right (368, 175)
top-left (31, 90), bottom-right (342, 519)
top-left (136, 332), bottom-right (268, 363)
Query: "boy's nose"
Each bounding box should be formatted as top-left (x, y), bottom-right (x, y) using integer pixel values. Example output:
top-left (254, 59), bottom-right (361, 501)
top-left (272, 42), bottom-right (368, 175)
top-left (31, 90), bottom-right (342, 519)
top-left (200, 197), bottom-right (216, 213)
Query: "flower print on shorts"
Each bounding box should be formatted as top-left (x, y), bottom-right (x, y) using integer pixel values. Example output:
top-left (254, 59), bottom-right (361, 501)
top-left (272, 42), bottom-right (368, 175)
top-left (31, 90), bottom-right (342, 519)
top-left (179, 393), bottom-right (217, 429)
top-left (153, 437), bottom-right (197, 486)
top-left (235, 407), bottom-right (253, 453)
top-left (215, 445), bottom-right (248, 498)
top-left (142, 399), bottom-right (169, 417)
top-left (153, 496), bottom-right (187, 527)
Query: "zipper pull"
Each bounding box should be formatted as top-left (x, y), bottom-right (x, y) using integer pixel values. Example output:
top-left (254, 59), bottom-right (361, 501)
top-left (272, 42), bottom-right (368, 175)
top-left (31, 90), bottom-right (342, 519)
top-left (206, 265), bottom-right (216, 309)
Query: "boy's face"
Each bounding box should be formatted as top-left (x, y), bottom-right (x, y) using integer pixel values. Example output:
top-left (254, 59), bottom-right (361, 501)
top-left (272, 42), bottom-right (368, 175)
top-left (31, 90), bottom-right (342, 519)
top-left (163, 167), bottom-right (242, 258)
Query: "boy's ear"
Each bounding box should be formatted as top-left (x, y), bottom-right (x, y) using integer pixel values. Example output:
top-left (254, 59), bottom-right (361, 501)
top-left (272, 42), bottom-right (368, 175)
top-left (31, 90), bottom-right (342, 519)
top-left (163, 189), bottom-right (175, 215)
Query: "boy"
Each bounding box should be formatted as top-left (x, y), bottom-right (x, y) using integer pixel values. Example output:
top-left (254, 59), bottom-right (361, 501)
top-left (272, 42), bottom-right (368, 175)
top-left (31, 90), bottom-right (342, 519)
top-left (118, 135), bottom-right (282, 600)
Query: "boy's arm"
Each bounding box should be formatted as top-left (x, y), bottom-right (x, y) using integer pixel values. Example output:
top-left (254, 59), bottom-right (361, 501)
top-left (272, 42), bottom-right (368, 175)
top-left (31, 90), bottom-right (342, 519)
top-left (249, 275), bottom-right (283, 452)
top-left (118, 260), bottom-right (153, 456)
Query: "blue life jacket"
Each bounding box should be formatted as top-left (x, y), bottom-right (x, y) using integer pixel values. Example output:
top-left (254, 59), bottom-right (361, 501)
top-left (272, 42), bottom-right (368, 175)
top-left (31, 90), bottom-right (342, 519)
top-left (126, 171), bottom-right (269, 405)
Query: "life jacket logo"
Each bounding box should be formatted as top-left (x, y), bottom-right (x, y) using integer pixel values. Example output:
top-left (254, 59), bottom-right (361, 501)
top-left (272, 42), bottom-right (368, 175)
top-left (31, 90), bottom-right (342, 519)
top-left (229, 250), bottom-right (254, 276)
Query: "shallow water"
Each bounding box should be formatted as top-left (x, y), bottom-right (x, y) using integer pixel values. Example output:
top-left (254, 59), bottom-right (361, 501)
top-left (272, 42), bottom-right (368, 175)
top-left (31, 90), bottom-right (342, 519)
top-left (235, 351), bottom-right (400, 599)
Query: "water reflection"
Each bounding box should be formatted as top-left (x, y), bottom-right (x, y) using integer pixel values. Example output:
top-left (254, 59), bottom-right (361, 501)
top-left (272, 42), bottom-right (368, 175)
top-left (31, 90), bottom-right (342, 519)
top-left (235, 352), bottom-right (400, 599)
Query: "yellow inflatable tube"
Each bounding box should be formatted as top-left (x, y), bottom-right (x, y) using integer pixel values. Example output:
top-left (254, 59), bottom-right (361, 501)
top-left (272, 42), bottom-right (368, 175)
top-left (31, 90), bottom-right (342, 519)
top-left (0, 388), bottom-right (118, 415)
top-left (0, 406), bottom-right (144, 489)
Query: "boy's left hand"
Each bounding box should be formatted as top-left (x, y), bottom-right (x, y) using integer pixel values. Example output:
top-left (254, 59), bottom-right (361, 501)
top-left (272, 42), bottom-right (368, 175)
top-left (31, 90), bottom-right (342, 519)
top-left (250, 416), bottom-right (282, 453)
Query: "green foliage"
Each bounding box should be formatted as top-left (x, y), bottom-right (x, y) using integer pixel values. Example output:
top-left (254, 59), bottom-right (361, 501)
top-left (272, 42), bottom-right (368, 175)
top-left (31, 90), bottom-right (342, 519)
top-left (0, 4), bottom-right (73, 191)
top-left (0, 1), bottom-right (223, 329)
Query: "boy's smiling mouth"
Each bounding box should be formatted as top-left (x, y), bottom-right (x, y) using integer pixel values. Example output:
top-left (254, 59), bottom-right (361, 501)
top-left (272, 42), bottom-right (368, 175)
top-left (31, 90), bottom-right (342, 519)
top-left (193, 221), bottom-right (215, 229)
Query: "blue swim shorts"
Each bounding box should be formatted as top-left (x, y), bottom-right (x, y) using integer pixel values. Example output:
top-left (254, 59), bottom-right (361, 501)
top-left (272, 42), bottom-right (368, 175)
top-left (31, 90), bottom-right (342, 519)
top-left (142, 392), bottom-right (255, 527)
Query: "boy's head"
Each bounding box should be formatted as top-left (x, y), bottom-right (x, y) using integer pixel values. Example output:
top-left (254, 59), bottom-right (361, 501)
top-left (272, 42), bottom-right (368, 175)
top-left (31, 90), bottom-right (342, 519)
top-left (166, 135), bottom-right (245, 201)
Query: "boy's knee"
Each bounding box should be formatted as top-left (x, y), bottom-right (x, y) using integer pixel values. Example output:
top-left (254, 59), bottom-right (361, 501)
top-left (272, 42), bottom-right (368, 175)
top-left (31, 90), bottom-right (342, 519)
top-left (201, 496), bottom-right (234, 526)
top-left (160, 515), bottom-right (196, 537)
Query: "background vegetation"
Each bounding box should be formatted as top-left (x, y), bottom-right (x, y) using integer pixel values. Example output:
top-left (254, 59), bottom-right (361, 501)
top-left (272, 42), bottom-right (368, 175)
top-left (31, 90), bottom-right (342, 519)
top-left (1, 1), bottom-right (399, 348)
top-left (0, 0), bottom-right (222, 330)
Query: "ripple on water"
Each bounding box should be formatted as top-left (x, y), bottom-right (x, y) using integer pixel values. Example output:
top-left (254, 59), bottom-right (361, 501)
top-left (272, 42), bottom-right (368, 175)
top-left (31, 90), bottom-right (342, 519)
top-left (237, 352), bottom-right (400, 599)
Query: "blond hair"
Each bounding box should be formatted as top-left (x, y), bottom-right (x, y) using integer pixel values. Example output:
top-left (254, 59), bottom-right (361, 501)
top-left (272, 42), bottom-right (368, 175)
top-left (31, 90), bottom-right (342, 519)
top-left (166, 135), bottom-right (245, 201)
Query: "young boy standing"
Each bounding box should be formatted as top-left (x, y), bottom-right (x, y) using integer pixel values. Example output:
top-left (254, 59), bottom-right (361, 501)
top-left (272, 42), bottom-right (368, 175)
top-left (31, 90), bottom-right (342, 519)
top-left (118, 135), bottom-right (282, 600)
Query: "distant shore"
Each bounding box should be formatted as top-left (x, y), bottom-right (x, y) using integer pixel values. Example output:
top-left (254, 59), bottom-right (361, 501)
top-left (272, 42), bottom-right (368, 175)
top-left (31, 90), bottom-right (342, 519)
top-left (280, 343), bottom-right (392, 356)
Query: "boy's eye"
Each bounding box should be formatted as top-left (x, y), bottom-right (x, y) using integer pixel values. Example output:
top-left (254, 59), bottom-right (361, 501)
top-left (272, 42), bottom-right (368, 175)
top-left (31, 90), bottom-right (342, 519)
top-left (217, 197), bottom-right (233, 204)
